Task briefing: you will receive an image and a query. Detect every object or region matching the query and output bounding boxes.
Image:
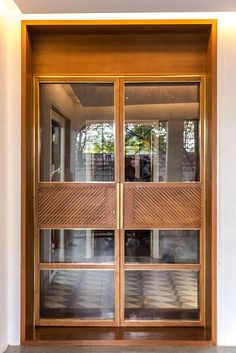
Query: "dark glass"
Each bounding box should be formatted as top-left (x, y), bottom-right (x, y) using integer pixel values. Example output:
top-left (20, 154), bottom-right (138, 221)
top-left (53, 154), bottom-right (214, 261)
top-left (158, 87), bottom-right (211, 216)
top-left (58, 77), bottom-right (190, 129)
top-left (40, 270), bottom-right (114, 320)
top-left (125, 230), bottom-right (199, 264)
top-left (124, 83), bottom-right (200, 182)
top-left (40, 83), bottom-right (115, 182)
top-left (40, 229), bottom-right (114, 263)
top-left (125, 270), bottom-right (200, 321)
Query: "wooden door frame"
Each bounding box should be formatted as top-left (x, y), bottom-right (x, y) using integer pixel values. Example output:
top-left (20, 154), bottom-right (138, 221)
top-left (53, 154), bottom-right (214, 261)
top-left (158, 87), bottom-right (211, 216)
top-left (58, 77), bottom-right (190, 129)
top-left (34, 75), bottom-right (206, 329)
top-left (21, 19), bottom-right (217, 345)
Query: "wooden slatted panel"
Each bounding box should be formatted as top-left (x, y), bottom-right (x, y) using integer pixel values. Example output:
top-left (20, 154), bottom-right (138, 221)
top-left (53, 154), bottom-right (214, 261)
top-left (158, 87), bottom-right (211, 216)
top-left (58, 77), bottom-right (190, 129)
top-left (37, 183), bottom-right (116, 228)
top-left (124, 183), bottom-right (201, 228)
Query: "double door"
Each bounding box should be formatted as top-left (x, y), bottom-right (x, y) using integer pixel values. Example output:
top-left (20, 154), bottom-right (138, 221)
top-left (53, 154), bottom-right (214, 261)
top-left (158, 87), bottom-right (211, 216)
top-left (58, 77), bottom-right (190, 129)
top-left (36, 77), bottom-right (205, 327)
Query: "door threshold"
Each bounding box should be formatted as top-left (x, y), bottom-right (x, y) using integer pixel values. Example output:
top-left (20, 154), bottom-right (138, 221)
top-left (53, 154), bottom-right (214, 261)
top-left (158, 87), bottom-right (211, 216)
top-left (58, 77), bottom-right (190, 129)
top-left (23, 327), bottom-right (213, 346)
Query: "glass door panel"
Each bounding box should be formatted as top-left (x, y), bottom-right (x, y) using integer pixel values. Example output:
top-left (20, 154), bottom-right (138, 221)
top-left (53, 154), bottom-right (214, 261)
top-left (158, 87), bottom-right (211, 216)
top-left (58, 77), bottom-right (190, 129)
top-left (124, 82), bottom-right (200, 182)
top-left (40, 229), bottom-right (115, 264)
top-left (125, 230), bottom-right (200, 264)
top-left (40, 270), bottom-right (115, 320)
top-left (122, 79), bottom-right (204, 326)
top-left (124, 270), bottom-right (200, 321)
top-left (37, 80), bottom-right (118, 326)
top-left (40, 82), bottom-right (115, 182)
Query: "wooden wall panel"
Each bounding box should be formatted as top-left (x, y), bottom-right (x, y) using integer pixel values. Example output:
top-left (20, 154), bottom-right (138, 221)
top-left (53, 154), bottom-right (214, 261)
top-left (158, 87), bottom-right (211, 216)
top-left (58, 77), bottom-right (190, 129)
top-left (124, 183), bottom-right (201, 228)
top-left (37, 183), bottom-right (116, 228)
top-left (32, 32), bottom-right (209, 76)
top-left (205, 20), bottom-right (217, 344)
top-left (21, 25), bottom-right (35, 342)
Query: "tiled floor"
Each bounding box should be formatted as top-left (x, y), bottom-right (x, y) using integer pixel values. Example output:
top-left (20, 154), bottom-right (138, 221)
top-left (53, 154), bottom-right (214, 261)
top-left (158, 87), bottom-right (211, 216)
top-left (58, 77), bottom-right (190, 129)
top-left (5, 346), bottom-right (236, 353)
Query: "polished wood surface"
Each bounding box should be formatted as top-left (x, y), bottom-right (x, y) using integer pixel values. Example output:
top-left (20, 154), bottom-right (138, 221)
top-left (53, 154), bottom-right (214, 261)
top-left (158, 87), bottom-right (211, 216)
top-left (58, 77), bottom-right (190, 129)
top-left (37, 183), bottom-right (116, 228)
top-left (21, 19), bottom-right (217, 345)
top-left (29, 326), bottom-right (211, 345)
top-left (124, 183), bottom-right (202, 229)
top-left (205, 20), bottom-right (218, 345)
top-left (31, 32), bottom-right (208, 76)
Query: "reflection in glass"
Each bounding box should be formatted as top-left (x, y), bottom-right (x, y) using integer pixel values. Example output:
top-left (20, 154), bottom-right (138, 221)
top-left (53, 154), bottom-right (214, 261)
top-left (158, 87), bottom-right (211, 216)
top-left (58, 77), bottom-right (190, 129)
top-left (124, 83), bottom-right (200, 182)
top-left (125, 230), bottom-right (199, 264)
top-left (40, 83), bottom-right (115, 182)
top-left (40, 229), bottom-right (114, 263)
top-left (40, 270), bottom-right (114, 319)
top-left (125, 270), bottom-right (199, 321)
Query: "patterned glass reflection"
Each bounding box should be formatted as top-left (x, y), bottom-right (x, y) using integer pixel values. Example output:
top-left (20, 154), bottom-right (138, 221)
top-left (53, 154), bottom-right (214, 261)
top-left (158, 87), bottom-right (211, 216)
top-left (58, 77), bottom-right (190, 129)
top-left (40, 270), bottom-right (114, 319)
top-left (125, 270), bottom-right (200, 321)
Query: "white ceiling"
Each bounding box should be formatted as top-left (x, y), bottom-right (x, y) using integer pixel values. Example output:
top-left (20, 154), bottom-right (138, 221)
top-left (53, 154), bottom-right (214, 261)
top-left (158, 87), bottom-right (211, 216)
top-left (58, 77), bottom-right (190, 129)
top-left (13, 0), bottom-right (236, 13)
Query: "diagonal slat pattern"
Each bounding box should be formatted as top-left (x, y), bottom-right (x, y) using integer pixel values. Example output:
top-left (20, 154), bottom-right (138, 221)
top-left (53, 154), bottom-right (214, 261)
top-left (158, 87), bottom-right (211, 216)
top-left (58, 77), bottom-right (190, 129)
top-left (38, 183), bottom-right (116, 228)
top-left (124, 184), bottom-right (201, 228)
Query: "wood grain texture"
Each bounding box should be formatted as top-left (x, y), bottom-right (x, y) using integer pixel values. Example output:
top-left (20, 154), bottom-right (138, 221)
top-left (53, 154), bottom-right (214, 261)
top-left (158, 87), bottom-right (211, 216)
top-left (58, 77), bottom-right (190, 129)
top-left (124, 183), bottom-right (201, 228)
top-left (31, 326), bottom-right (211, 344)
top-left (32, 32), bottom-right (208, 76)
top-left (37, 183), bottom-right (116, 228)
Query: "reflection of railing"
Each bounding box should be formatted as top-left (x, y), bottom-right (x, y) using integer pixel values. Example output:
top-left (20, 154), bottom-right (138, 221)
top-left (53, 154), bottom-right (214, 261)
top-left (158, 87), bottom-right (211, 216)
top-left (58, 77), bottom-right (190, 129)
top-left (75, 153), bottom-right (115, 181)
top-left (125, 153), bottom-right (198, 182)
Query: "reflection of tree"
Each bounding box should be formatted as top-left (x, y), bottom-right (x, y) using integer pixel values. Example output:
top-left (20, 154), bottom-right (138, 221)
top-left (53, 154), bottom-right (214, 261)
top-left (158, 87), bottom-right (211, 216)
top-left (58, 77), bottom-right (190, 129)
top-left (76, 123), bottom-right (114, 156)
top-left (125, 122), bottom-right (167, 156)
top-left (75, 120), bottom-right (197, 156)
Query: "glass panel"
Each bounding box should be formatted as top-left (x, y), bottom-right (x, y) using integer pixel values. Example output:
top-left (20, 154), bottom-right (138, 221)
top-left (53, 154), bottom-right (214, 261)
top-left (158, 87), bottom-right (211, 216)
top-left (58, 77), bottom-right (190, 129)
top-left (125, 270), bottom-right (200, 321)
top-left (40, 83), bottom-right (115, 182)
top-left (40, 270), bottom-right (114, 319)
top-left (125, 230), bottom-right (199, 264)
top-left (40, 229), bottom-right (114, 263)
top-left (124, 83), bottom-right (200, 182)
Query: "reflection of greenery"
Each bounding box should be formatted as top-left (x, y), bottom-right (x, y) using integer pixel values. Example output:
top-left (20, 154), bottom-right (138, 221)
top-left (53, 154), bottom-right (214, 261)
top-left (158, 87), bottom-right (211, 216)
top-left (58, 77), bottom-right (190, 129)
top-left (125, 122), bottom-right (168, 156)
top-left (76, 123), bottom-right (114, 154)
top-left (75, 120), bottom-right (197, 156)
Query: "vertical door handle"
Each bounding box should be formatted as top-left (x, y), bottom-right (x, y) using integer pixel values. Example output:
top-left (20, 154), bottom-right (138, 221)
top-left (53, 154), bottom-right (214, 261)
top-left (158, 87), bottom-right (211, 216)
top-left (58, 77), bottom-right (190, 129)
top-left (116, 183), bottom-right (123, 230)
top-left (116, 183), bottom-right (120, 230)
top-left (120, 183), bottom-right (123, 230)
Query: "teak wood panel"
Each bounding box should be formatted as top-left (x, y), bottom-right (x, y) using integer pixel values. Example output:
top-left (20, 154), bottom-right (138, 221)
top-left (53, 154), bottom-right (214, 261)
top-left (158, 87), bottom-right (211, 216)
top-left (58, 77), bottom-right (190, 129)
top-left (37, 183), bottom-right (116, 228)
top-left (32, 326), bottom-right (211, 345)
top-left (31, 32), bottom-right (209, 76)
top-left (124, 183), bottom-right (201, 228)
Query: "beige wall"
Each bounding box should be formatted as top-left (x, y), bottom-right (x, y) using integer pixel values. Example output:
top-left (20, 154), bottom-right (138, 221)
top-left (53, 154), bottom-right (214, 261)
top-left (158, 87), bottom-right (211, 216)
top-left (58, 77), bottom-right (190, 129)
top-left (0, 4), bottom-right (10, 352)
top-left (0, 0), bottom-right (21, 351)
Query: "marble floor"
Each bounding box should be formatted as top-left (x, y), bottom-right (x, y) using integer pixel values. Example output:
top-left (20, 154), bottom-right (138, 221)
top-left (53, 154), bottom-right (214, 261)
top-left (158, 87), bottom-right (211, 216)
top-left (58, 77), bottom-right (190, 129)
top-left (5, 345), bottom-right (236, 353)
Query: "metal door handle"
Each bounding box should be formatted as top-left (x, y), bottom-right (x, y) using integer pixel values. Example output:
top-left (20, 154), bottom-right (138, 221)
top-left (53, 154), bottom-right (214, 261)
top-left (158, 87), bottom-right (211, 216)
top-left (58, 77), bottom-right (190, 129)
top-left (116, 183), bottom-right (123, 230)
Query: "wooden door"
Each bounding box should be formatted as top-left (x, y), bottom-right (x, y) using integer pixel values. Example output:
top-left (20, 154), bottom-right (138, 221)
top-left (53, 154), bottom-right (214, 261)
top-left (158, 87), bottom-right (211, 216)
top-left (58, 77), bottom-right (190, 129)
top-left (119, 78), bottom-right (205, 327)
top-left (35, 76), bottom-right (205, 327)
top-left (36, 78), bottom-right (121, 326)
